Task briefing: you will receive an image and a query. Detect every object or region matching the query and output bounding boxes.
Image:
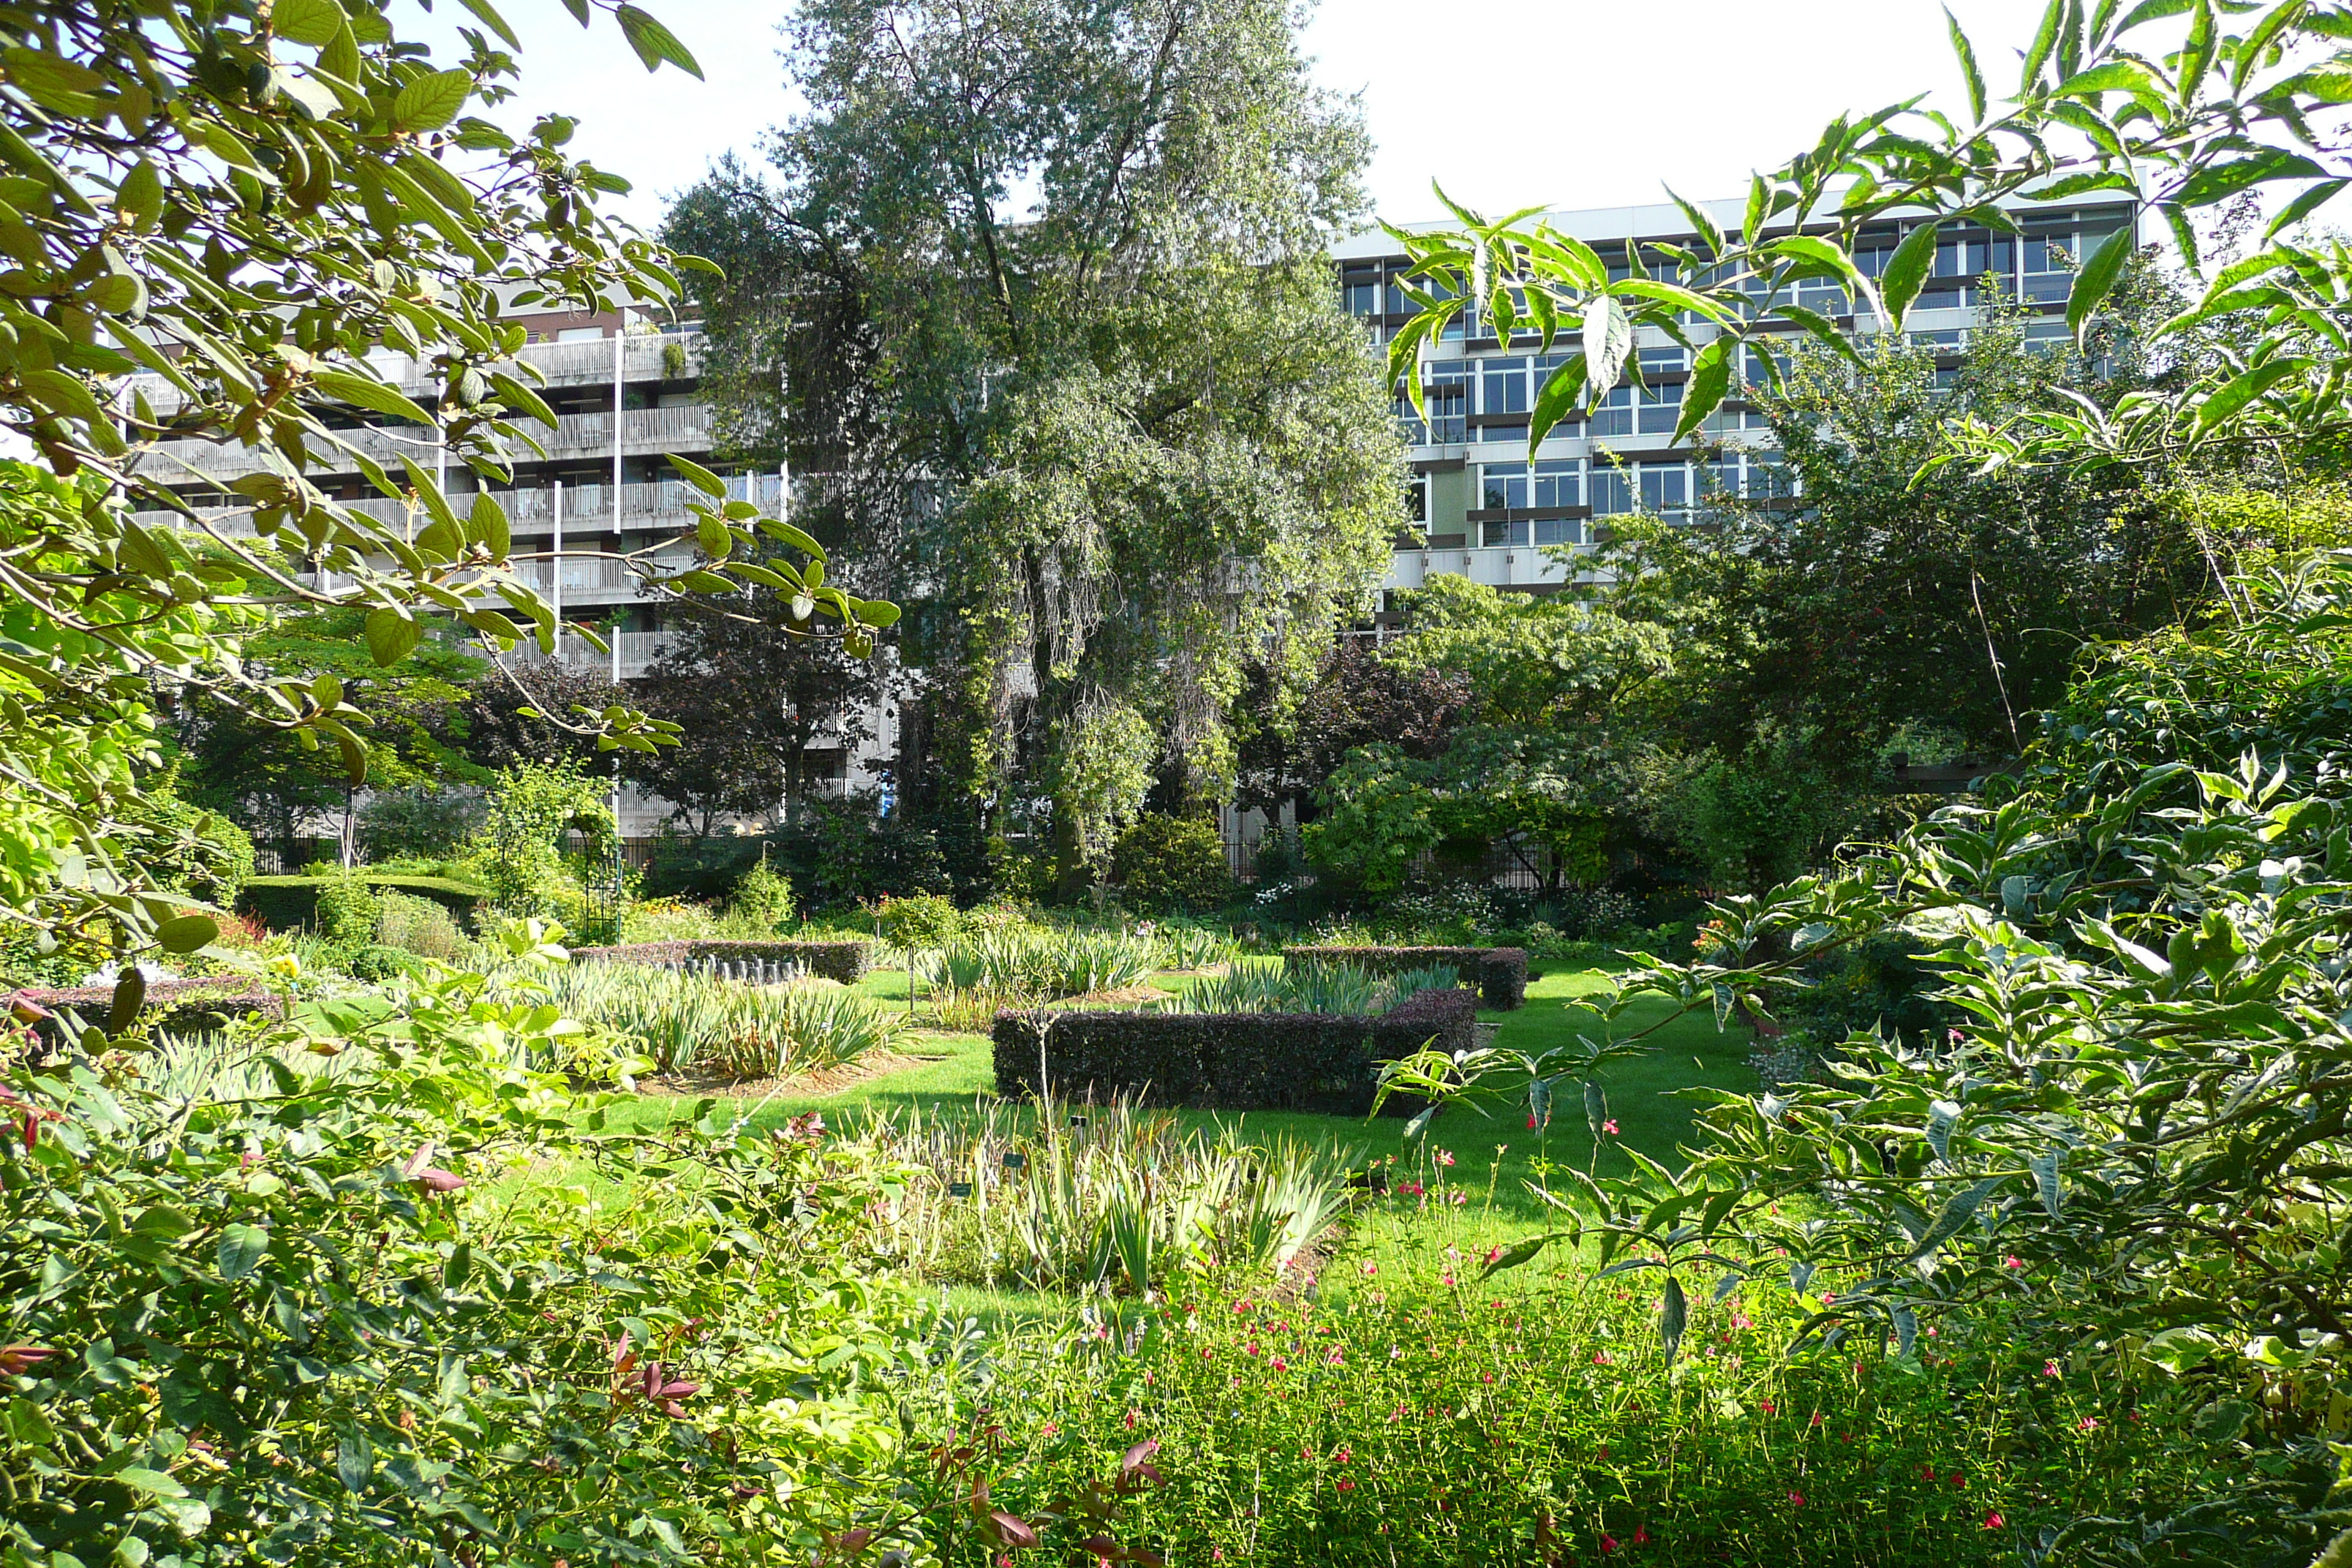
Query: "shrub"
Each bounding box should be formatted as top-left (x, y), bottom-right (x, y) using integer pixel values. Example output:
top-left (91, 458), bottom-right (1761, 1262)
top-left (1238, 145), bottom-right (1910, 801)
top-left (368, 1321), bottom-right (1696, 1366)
top-left (238, 873), bottom-right (487, 932)
top-left (1283, 945), bottom-right (1529, 1010)
top-left (356, 789), bottom-right (483, 860)
top-left (970, 1273), bottom-right (2213, 1567)
top-left (878, 891), bottom-right (964, 951)
top-left (569, 938), bottom-right (873, 986)
top-left (345, 943), bottom-right (424, 981)
top-left (1149, 921), bottom-right (1235, 970)
top-left (912, 927), bottom-right (1156, 1001)
top-left (992, 987), bottom-right (1474, 1114)
top-left (374, 891), bottom-right (471, 965)
top-left (1112, 813), bottom-right (1236, 912)
top-left (532, 964), bottom-right (897, 1078)
top-left (312, 867), bottom-right (383, 946)
top-left (728, 851), bottom-right (796, 934)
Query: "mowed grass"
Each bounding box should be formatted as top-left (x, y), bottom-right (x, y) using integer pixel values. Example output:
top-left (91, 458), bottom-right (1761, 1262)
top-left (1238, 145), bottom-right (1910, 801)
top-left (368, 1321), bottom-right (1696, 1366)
top-left (587, 965), bottom-right (1756, 1303)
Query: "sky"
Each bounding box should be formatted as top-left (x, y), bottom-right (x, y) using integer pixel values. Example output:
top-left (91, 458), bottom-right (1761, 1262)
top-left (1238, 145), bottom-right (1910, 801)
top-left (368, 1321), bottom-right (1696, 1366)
top-left (409, 0), bottom-right (2065, 235)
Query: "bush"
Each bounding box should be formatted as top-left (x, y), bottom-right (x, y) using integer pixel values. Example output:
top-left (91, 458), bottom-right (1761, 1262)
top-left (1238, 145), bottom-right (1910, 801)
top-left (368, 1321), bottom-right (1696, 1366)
top-left (728, 852), bottom-right (795, 934)
top-left (992, 986), bottom-right (1474, 1114)
top-left (312, 867), bottom-right (383, 945)
top-left (569, 938), bottom-right (873, 986)
top-left (345, 943), bottom-right (424, 981)
top-left (1283, 945), bottom-right (1529, 1010)
top-left (1112, 813), bottom-right (1235, 912)
top-left (356, 789), bottom-right (483, 860)
top-left (877, 891), bottom-right (963, 951)
top-left (238, 873), bottom-right (487, 932)
top-left (374, 891), bottom-right (471, 965)
top-left (970, 1273), bottom-right (2212, 1567)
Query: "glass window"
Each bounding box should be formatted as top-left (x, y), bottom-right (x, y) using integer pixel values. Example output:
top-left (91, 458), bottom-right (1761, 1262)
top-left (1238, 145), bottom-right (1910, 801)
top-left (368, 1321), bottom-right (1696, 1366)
top-left (1532, 459), bottom-right (1580, 508)
top-left (1588, 384), bottom-right (1633, 438)
top-left (1638, 344), bottom-right (1685, 374)
top-left (1700, 458), bottom-right (1741, 499)
top-left (557, 326), bottom-right (606, 342)
top-left (1384, 278), bottom-right (1411, 316)
top-left (1533, 516), bottom-right (1583, 546)
top-left (1343, 279), bottom-right (1379, 317)
top-left (1480, 424), bottom-right (1528, 444)
top-left (1639, 461), bottom-right (1688, 513)
top-left (1482, 519), bottom-right (1531, 546)
top-left (1480, 461), bottom-right (1527, 511)
top-left (1637, 380), bottom-right (1683, 436)
top-left (1591, 467), bottom-right (1632, 515)
top-left (1425, 365), bottom-right (1469, 443)
top-left (1393, 391), bottom-right (1426, 445)
top-left (1405, 472), bottom-right (1428, 522)
top-left (1480, 356), bottom-right (1529, 415)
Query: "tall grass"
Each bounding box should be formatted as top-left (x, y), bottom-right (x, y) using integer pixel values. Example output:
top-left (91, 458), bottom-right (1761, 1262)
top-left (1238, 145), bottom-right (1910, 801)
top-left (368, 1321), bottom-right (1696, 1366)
top-left (851, 1094), bottom-right (1352, 1295)
top-left (911, 928), bottom-right (1159, 1025)
top-left (531, 965), bottom-right (897, 1078)
top-left (1150, 922), bottom-right (1237, 970)
top-left (1172, 960), bottom-right (1460, 1017)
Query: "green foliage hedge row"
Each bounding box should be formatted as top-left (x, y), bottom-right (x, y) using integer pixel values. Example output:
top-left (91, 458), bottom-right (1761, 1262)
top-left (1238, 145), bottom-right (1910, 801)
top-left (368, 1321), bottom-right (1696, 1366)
top-left (12, 979), bottom-right (283, 1043)
top-left (1282, 945), bottom-right (1529, 1010)
top-left (991, 986), bottom-right (1474, 1114)
top-left (237, 874), bottom-right (488, 933)
top-left (570, 938), bottom-right (874, 986)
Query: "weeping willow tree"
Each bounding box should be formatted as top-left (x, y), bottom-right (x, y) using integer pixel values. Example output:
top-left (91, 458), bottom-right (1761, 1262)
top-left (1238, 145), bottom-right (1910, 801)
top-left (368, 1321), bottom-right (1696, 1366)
top-left (666, 0), bottom-right (1403, 892)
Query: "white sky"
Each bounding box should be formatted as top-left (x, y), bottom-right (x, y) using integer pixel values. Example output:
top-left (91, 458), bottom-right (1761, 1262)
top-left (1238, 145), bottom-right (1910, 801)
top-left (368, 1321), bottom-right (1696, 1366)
top-left (407, 0), bottom-right (2068, 234)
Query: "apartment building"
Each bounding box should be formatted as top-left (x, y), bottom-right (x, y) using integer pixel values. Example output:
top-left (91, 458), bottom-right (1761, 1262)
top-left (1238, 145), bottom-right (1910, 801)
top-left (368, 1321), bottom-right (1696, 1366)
top-left (1335, 195), bottom-right (2138, 603)
top-left (128, 298), bottom-right (892, 835)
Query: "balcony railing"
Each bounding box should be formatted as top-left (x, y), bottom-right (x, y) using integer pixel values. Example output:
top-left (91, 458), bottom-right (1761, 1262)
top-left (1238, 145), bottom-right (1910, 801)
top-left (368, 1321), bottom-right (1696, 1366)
top-left (132, 404), bottom-right (718, 485)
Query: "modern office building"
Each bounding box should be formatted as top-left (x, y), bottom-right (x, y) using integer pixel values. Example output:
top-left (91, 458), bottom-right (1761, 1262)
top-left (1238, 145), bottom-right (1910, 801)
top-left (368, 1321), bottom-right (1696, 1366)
top-left (129, 193), bottom-right (2135, 849)
top-left (1335, 195), bottom-right (2136, 605)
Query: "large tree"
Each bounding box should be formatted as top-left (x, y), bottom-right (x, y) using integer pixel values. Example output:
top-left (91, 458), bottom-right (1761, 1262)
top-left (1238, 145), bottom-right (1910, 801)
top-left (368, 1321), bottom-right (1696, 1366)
top-left (668, 0), bottom-right (1403, 894)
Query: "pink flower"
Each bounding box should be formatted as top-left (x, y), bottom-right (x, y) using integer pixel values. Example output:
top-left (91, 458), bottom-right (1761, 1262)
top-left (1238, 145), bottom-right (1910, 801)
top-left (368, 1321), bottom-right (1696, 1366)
top-left (1484, 1245), bottom-right (1504, 1265)
top-left (2043, 1360), bottom-right (2060, 1378)
top-left (1603, 1119), bottom-right (1619, 1135)
top-left (1124, 1409), bottom-right (1137, 1429)
top-left (1593, 1351), bottom-right (1612, 1365)
top-left (2078, 1416), bottom-right (2098, 1431)
top-left (1327, 1348), bottom-right (1344, 1365)
top-left (1200, 1346), bottom-right (1213, 1358)
top-left (1788, 1491), bottom-right (1806, 1507)
top-left (1633, 1525), bottom-right (1651, 1545)
top-left (1983, 1512), bottom-right (2004, 1529)
top-left (1243, 1341), bottom-right (1259, 1357)
top-left (1759, 1400), bottom-right (1776, 1416)
top-left (2005, 1255), bottom-right (2025, 1269)
top-left (1436, 1150), bottom-right (1455, 1167)
top-left (1333, 1447), bottom-right (1352, 1464)
top-left (1400, 1181), bottom-right (1424, 1196)
top-left (1601, 1537), bottom-right (1619, 1554)
top-left (1950, 1472), bottom-right (1966, 1488)
top-left (1271, 1356), bottom-right (1289, 1371)
top-left (1440, 1273), bottom-right (1455, 1287)
top-left (1335, 1479), bottom-right (1355, 1491)
top-left (1360, 1261), bottom-right (1379, 1276)
top-left (1041, 1422), bottom-right (1060, 1437)
top-left (1450, 1191), bottom-right (1468, 1206)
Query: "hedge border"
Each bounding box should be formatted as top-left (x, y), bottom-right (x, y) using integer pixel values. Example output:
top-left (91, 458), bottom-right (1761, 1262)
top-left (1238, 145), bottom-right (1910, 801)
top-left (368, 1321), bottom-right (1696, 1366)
top-left (569, 939), bottom-right (872, 986)
top-left (991, 985), bottom-right (1474, 1115)
top-left (1281, 945), bottom-right (1529, 1011)
top-left (238, 873), bottom-right (489, 932)
top-left (11, 980), bottom-right (284, 1044)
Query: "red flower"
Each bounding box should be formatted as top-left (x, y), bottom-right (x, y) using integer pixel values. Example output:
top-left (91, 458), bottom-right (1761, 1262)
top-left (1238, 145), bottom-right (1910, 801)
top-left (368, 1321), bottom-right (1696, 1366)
top-left (1633, 1525), bottom-right (1651, 1545)
top-left (1983, 1512), bottom-right (2005, 1529)
top-left (1601, 1536), bottom-right (1619, 1553)
top-left (1788, 1491), bottom-right (1806, 1507)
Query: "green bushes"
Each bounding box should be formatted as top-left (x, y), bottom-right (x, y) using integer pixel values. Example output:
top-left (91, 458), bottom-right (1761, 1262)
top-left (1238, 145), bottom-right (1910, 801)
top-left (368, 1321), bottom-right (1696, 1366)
top-left (311, 866), bottom-right (382, 945)
top-left (992, 986), bottom-right (1474, 1113)
top-left (569, 938), bottom-right (873, 985)
top-left (1175, 960), bottom-right (1457, 1017)
top-left (1148, 921), bottom-right (1236, 970)
top-left (966, 1273), bottom-right (2211, 1567)
top-left (374, 890), bottom-right (472, 965)
top-left (1112, 812), bottom-right (1235, 912)
top-left (851, 1096), bottom-right (1348, 1293)
top-left (728, 852), bottom-right (795, 933)
top-left (877, 891), bottom-right (964, 951)
top-left (1283, 944), bottom-right (1529, 1009)
top-left (237, 872), bottom-right (487, 932)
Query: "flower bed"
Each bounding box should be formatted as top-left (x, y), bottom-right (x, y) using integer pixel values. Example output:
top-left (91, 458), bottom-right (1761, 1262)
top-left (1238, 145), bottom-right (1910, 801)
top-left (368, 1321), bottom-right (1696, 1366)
top-left (1281, 946), bottom-right (1529, 1010)
top-left (991, 986), bottom-right (1474, 1115)
top-left (10, 979), bottom-right (283, 1043)
top-left (568, 938), bottom-right (873, 986)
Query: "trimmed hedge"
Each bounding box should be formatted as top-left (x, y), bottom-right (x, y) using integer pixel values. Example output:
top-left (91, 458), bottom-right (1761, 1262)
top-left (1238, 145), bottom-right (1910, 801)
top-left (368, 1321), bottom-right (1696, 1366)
top-left (1281, 945), bottom-right (1529, 1011)
top-left (992, 985), bottom-right (1474, 1115)
top-left (569, 939), bottom-right (872, 986)
top-left (11, 979), bottom-right (284, 1044)
top-left (239, 873), bottom-right (488, 932)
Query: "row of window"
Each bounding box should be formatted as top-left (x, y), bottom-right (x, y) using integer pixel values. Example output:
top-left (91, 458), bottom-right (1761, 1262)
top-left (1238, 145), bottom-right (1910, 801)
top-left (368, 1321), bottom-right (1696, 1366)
top-left (1403, 451), bottom-right (1795, 546)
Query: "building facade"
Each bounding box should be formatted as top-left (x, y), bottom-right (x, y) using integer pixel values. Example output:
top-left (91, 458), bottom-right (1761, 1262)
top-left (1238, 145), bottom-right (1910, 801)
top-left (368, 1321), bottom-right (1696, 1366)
top-left (1335, 195), bottom-right (2136, 605)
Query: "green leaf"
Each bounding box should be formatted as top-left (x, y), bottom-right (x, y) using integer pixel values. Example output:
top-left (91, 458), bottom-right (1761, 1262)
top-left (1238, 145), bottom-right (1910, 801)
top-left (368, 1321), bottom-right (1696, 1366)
top-left (390, 69), bottom-right (472, 134)
top-left (2021, 0), bottom-right (2066, 91)
top-left (313, 369), bottom-right (434, 426)
top-left (445, 1243), bottom-right (473, 1291)
top-left (20, 367), bottom-right (104, 423)
top-left (217, 1222), bottom-right (271, 1281)
top-left (2174, 150), bottom-right (2329, 209)
top-left (1947, 8), bottom-right (1987, 121)
top-left (107, 967), bottom-right (146, 1035)
top-left (1527, 353), bottom-right (1587, 448)
top-left (1673, 336), bottom-right (1732, 445)
top-left (116, 159), bottom-right (163, 229)
top-left (2195, 355), bottom-right (2307, 430)
top-left (614, 6), bottom-right (704, 78)
top-left (667, 451), bottom-right (727, 497)
top-left (1659, 1275), bottom-right (1689, 1364)
top-left (2264, 178), bottom-right (2350, 241)
top-left (2179, 0), bottom-right (2215, 105)
top-left (467, 491), bottom-right (510, 558)
top-left (1665, 188), bottom-right (1725, 259)
top-left (271, 0), bottom-right (347, 45)
top-left (1901, 1177), bottom-right (2006, 1263)
top-left (116, 1466), bottom-right (188, 1500)
top-left (2066, 222), bottom-right (2136, 344)
top-left (456, 0), bottom-right (523, 49)
top-left (486, 370), bottom-right (557, 428)
top-left (1581, 293), bottom-right (1632, 402)
top-left (1481, 1236), bottom-right (1550, 1276)
top-left (755, 517), bottom-right (826, 558)
top-left (1880, 220), bottom-right (1943, 329)
top-left (157, 914), bottom-right (219, 954)
top-left (364, 606), bottom-right (421, 666)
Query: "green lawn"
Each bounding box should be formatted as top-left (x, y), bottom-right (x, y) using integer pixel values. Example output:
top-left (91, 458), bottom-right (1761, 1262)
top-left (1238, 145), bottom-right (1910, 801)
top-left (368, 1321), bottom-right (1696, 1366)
top-left (595, 965), bottom-right (1755, 1297)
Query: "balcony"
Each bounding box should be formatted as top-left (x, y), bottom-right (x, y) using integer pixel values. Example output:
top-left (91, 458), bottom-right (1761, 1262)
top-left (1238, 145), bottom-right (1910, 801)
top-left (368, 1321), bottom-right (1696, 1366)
top-left (131, 404), bottom-right (718, 486)
top-left (509, 629), bottom-right (673, 681)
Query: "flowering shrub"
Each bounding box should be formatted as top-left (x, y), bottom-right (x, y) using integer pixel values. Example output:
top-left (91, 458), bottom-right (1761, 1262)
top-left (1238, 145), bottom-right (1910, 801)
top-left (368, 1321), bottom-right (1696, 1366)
top-left (959, 1270), bottom-right (2213, 1566)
